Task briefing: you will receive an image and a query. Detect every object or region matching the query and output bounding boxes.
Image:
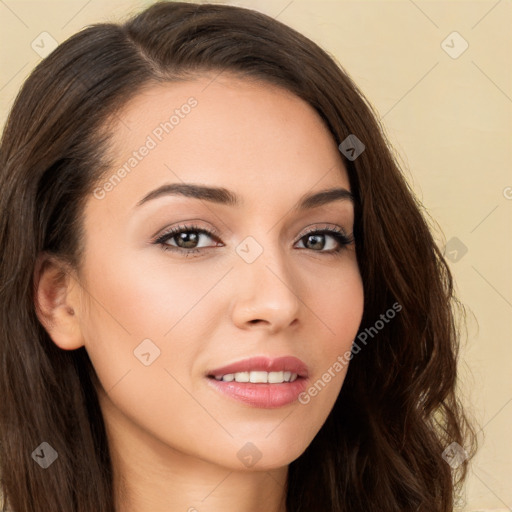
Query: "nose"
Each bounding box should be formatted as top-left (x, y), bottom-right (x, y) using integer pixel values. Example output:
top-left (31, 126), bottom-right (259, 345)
top-left (230, 242), bottom-right (302, 333)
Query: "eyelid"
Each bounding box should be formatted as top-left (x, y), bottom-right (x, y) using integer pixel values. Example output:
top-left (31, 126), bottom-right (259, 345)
top-left (152, 221), bottom-right (222, 243)
top-left (298, 223), bottom-right (351, 239)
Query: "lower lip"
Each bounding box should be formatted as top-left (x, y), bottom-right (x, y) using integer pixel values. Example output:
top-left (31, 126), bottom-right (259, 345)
top-left (206, 377), bottom-right (308, 408)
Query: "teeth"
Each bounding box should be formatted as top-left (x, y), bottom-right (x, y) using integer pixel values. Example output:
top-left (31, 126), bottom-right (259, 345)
top-left (267, 371), bottom-right (284, 383)
top-left (234, 371), bottom-right (250, 382)
top-left (216, 371), bottom-right (298, 383)
top-left (250, 371), bottom-right (268, 383)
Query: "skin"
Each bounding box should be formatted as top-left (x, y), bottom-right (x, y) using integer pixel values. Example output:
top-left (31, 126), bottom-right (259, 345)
top-left (35, 73), bottom-right (364, 512)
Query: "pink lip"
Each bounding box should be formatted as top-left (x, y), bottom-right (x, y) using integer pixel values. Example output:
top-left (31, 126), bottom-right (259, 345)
top-left (205, 356), bottom-right (309, 409)
top-left (207, 356), bottom-right (309, 378)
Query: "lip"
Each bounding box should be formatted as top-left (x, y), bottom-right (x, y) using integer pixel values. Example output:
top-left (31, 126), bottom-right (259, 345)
top-left (205, 356), bottom-right (309, 409)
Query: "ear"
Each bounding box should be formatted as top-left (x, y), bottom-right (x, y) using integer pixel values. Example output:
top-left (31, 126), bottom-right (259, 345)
top-left (34, 253), bottom-right (85, 350)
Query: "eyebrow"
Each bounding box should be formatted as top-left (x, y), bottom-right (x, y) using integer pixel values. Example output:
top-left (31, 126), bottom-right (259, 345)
top-left (134, 183), bottom-right (354, 211)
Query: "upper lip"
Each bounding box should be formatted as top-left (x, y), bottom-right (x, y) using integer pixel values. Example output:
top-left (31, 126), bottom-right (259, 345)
top-left (207, 356), bottom-right (309, 379)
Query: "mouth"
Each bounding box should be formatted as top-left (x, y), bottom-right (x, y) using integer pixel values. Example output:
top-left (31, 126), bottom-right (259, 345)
top-left (209, 370), bottom-right (300, 383)
top-left (205, 356), bottom-right (309, 409)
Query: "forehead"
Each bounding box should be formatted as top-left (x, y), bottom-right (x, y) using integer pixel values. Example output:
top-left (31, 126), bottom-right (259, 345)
top-left (96, 73), bottom-right (350, 214)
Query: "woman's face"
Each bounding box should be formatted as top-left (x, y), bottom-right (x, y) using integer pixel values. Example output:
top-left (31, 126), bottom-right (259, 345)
top-left (73, 74), bottom-right (364, 470)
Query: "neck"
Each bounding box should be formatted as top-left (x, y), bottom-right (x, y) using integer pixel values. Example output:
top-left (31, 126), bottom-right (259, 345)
top-left (114, 456), bottom-right (288, 512)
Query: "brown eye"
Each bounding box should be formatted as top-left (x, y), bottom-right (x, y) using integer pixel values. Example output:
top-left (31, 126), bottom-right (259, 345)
top-left (154, 224), bottom-right (221, 256)
top-left (296, 228), bottom-right (353, 253)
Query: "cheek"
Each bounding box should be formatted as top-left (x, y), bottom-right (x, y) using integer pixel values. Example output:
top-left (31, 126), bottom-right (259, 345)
top-left (77, 242), bottom-right (364, 470)
top-left (78, 246), bottom-right (221, 363)
top-left (75, 251), bottom-right (195, 401)
top-left (81, 245), bottom-right (364, 397)
top-left (309, 258), bottom-right (364, 350)
top-left (82, 252), bottom-right (209, 337)
top-left (299, 262), bottom-right (364, 402)
top-left (77, 253), bottom-right (231, 464)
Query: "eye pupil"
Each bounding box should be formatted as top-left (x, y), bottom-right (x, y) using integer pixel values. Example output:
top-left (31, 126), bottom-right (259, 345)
top-left (306, 234), bottom-right (325, 250)
top-left (177, 232), bottom-right (199, 248)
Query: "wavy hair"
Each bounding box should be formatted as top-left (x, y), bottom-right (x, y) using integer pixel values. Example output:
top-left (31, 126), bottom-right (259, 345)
top-left (0, 2), bottom-right (476, 511)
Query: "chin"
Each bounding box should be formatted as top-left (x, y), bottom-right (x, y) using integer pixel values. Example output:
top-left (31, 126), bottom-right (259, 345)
top-left (210, 429), bottom-right (315, 472)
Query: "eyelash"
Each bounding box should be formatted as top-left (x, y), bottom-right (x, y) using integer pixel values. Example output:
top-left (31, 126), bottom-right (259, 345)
top-left (153, 223), bottom-right (354, 258)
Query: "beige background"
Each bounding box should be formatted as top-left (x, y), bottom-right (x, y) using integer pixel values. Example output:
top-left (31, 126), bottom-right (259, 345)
top-left (1, 0), bottom-right (510, 510)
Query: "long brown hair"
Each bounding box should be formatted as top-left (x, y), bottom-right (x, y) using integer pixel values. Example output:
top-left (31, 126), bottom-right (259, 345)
top-left (0, 2), bottom-right (476, 511)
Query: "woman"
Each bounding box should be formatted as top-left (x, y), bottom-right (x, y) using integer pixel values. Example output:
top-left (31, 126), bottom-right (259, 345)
top-left (0, 2), bottom-right (476, 511)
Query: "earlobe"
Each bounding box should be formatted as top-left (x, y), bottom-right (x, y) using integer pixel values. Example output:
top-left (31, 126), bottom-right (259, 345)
top-left (34, 253), bottom-right (85, 350)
